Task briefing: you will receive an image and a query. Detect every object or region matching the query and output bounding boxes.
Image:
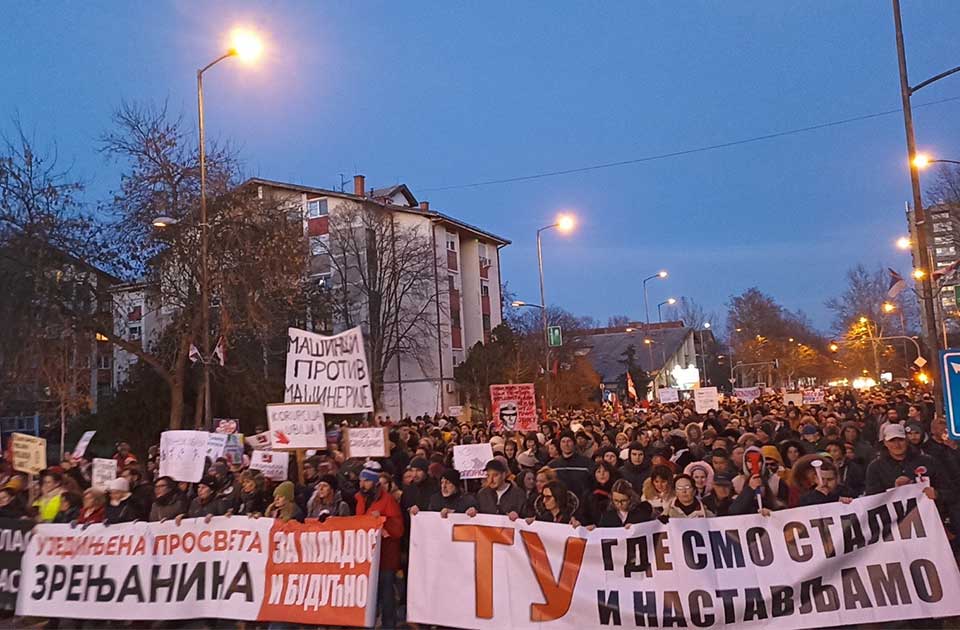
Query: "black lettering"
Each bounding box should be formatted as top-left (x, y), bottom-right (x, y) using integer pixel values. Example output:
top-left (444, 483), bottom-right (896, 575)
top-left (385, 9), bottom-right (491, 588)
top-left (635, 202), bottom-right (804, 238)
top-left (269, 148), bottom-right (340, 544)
top-left (910, 559), bottom-right (943, 603)
top-left (633, 591), bottom-right (658, 627)
top-left (625, 537), bottom-right (652, 578)
top-left (812, 578), bottom-right (840, 612)
top-left (49, 565), bottom-right (67, 596)
top-left (117, 566), bottom-right (144, 603)
top-left (841, 514), bottom-right (866, 554)
top-left (866, 506), bottom-right (894, 544)
top-left (223, 563), bottom-right (254, 602)
top-left (688, 590), bottom-right (714, 628)
top-left (598, 590), bottom-right (621, 625)
top-left (841, 567), bottom-right (873, 609)
top-left (714, 589), bottom-right (738, 624)
top-left (745, 527), bottom-right (774, 566)
top-left (743, 587), bottom-right (768, 621)
top-left (681, 531), bottom-right (707, 570)
top-left (178, 562), bottom-right (206, 601)
top-left (662, 591), bottom-right (687, 627)
top-left (602, 539), bottom-right (618, 571)
top-left (89, 565), bottom-right (115, 602)
top-left (866, 562), bottom-right (911, 606)
top-left (211, 561), bottom-right (228, 599)
top-left (893, 498), bottom-right (927, 539)
top-left (653, 532), bottom-right (672, 571)
top-left (30, 564), bottom-right (47, 600)
top-left (783, 522), bottom-right (813, 562)
top-left (809, 517), bottom-right (836, 558)
top-left (150, 564), bottom-right (177, 603)
top-left (771, 585), bottom-right (794, 617)
top-left (66, 564), bottom-right (83, 602)
top-left (708, 530), bottom-right (744, 569)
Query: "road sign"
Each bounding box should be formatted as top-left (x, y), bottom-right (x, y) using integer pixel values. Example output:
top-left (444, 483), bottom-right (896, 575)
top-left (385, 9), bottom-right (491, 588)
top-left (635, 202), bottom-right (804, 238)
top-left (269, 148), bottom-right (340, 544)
top-left (547, 326), bottom-right (562, 347)
top-left (915, 356), bottom-right (927, 368)
top-left (940, 350), bottom-right (960, 439)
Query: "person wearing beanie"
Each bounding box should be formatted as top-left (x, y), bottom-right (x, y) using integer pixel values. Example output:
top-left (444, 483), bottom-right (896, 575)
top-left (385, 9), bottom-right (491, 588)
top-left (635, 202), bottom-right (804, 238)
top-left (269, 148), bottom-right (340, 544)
top-left (424, 468), bottom-right (477, 515)
top-left (308, 474), bottom-right (350, 519)
top-left (150, 475), bottom-right (189, 522)
top-left (105, 477), bottom-right (144, 524)
top-left (471, 459), bottom-right (527, 517)
top-left (547, 430), bottom-right (594, 499)
top-left (186, 476), bottom-right (226, 520)
top-left (620, 442), bottom-right (650, 491)
top-left (355, 458), bottom-right (404, 630)
top-left (267, 481), bottom-right (304, 522)
top-left (401, 457), bottom-right (439, 517)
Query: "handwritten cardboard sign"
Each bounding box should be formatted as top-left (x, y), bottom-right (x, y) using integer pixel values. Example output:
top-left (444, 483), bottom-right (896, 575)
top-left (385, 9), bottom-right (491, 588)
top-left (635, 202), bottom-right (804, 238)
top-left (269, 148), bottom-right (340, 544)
top-left (344, 427), bottom-right (389, 458)
top-left (266, 403), bottom-right (327, 449)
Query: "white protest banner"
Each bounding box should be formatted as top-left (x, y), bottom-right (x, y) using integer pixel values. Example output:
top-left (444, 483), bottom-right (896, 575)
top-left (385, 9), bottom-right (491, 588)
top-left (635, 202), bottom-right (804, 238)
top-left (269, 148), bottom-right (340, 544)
top-left (490, 383), bottom-right (538, 432)
top-left (657, 387), bottom-right (679, 403)
top-left (91, 458), bottom-right (117, 490)
top-left (72, 430), bottom-right (96, 459)
top-left (17, 515), bottom-right (382, 627)
top-left (205, 432), bottom-right (228, 461)
top-left (246, 431), bottom-right (272, 450)
top-left (249, 450), bottom-right (290, 481)
top-left (409, 486), bottom-right (960, 630)
top-left (10, 433), bottom-right (46, 475)
top-left (448, 405), bottom-right (463, 417)
top-left (266, 403), bottom-right (327, 449)
top-left (453, 443), bottom-right (494, 480)
top-left (344, 427), bottom-right (389, 458)
top-left (783, 392), bottom-right (804, 407)
top-left (284, 326), bottom-right (374, 413)
top-left (158, 431), bottom-right (209, 483)
top-left (693, 386), bottom-right (719, 413)
top-left (734, 386), bottom-right (762, 402)
top-left (803, 389), bottom-right (825, 405)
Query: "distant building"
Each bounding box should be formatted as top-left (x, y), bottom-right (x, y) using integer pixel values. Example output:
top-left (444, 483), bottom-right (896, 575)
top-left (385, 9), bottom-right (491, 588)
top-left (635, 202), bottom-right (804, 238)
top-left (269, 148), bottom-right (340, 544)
top-left (908, 203), bottom-right (960, 338)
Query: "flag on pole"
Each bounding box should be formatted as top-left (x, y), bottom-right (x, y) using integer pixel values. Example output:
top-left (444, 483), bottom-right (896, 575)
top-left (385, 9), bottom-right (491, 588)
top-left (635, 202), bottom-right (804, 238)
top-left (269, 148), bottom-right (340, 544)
top-left (933, 260), bottom-right (960, 283)
top-left (626, 371), bottom-right (638, 400)
top-left (887, 268), bottom-right (906, 299)
top-left (212, 336), bottom-right (226, 366)
top-left (189, 344), bottom-right (202, 364)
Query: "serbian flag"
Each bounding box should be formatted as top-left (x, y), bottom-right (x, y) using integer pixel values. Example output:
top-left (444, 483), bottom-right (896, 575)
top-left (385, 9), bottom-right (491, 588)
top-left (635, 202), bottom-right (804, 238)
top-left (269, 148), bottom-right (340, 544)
top-left (212, 336), bottom-right (227, 366)
top-left (188, 344), bottom-right (202, 364)
top-left (626, 371), bottom-right (638, 400)
top-left (887, 268), bottom-right (906, 299)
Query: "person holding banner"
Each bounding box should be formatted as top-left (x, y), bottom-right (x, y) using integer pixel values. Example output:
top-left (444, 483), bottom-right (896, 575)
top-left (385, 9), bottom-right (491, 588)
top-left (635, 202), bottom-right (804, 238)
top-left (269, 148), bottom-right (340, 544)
top-left (33, 471), bottom-right (64, 523)
top-left (469, 459), bottom-right (526, 518)
top-left (149, 475), bottom-right (189, 521)
top-left (77, 487), bottom-right (106, 524)
top-left (596, 479), bottom-right (653, 527)
top-left (265, 481), bottom-right (303, 522)
top-left (355, 462), bottom-right (404, 630)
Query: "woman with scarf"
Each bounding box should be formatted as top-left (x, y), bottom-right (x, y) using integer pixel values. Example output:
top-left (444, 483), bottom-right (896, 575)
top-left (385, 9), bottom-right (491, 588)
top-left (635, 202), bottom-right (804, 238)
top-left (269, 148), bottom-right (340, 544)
top-left (266, 481), bottom-right (304, 522)
top-left (77, 487), bottom-right (106, 524)
top-left (237, 470), bottom-right (269, 516)
top-left (641, 465), bottom-right (675, 516)
top-left (105, 478), bottom-right (144, 524)
top-left (583, 461), bottom-right (619, 526)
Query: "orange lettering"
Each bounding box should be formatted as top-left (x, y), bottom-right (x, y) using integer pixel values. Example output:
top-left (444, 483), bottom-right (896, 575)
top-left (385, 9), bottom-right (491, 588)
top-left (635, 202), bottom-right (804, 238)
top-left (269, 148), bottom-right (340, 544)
top-left (520, 531), bottom-right (586, 622)
top-left (452, 524), bottom-right (515, 619)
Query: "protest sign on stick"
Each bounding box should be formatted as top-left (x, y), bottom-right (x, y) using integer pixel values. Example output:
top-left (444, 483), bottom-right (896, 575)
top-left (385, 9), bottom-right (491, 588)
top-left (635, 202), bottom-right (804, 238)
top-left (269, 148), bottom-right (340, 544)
top-left (91, 458), bottom-right (117, 490)
top-left (266, 403), bottom-right (327, 449)
top-left (693, 386), bottom-right (719, 413)
top-left (10, 433), bottom-right (46, 475)
top-left (490, 383), bottom-right (538, 432)
top-left (284, 326), bottom-right (374, 413)
top-left (158, 431), bottom-right (208, 483)
top-left (344, 427), bottom-right (389, 458)
top-left (72, 431), bottom-right (96, 459)
top-left (453, 443), bottom-right (494, 480)
top-left (250, 451), bottom-right (290, 481)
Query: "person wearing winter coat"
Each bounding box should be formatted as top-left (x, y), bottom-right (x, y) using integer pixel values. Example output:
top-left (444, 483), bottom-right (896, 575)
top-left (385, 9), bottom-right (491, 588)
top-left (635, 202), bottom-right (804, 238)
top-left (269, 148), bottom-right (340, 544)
top-left (77, 487), bottom-right (106, 524)
top-left (583, 461), bottom-right (619, 526)
top-left (597, 479), bottom-right (654, 527)
top-left (355, 463), bottom-right (404, 630)
top-left (641, 465), bottom-right (675, 515)
top-left (149, 476), bottom-right (189, 521)
top-left (683, 461), bottom-right (714, 500)
top-left (702, 472), bottom-right (736, 516)
top-left (662, 474), bottom-right (714, 518)
top-left (733, 446), bottom-right (789, 508)
top-left (266, 481), bottom-right (305, 522)
top-left (236, 470), bottom-right (269, 516)
top-left (620, 442), bottom-right (651, 492)
top-left (532, 480), bottom-right (580, 525)
top-left (105, 478), bottom-right (145, 524)
top-left (423, 469), bottom-right (478, 515)
top-left (186, 476), bottom-right (226, 519)
top-left (472, 459), bottom-right (527, 518)
top-left (307, 474), bottom-right (351, 519)
top-left (547, 431), bottom-right (594, 499)
top-left (54, 492), bottom-right (82, 524)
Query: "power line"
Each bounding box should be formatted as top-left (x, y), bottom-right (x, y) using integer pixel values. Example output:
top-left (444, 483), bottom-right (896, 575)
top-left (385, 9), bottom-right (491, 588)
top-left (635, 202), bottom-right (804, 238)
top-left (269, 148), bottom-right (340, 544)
top-left (420, 94), bottom-right (960, 192)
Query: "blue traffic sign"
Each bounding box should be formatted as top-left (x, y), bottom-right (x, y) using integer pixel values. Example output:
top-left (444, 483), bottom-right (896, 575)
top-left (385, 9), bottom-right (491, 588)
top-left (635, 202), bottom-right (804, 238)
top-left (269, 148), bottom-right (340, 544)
top-left (939, 350), bottom-right (960, 439)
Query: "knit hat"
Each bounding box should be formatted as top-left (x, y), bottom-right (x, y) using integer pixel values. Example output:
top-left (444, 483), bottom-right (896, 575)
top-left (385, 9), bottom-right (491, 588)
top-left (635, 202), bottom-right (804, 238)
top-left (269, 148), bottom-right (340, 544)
top-left (408, 457), bottom-right (429, 472)
top-left (360, 461), bottom-right (381, 483)
top-left (441, 469), bottom-right (462, 487)
top-left (318, 474), bottom-right (338, 491)
top-left (198, 475), bottom-right (217, 490)
top-left (274, 481), bottom-right (295, 502)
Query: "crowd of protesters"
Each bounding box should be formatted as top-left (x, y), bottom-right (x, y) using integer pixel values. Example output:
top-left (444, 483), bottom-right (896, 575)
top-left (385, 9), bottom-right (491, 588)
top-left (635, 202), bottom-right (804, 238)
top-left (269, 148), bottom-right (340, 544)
top-left (2, 383), bottom-right (958, 628)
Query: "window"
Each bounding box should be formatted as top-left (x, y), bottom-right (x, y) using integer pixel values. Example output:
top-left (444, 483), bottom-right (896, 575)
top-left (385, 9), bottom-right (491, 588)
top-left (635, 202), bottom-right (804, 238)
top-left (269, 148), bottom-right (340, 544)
top-left (446, 233), bottom-right (457, 251)
top-left (307, 199), bottom-right (328, 218)
top-left (98, 354), bottom-right (112, 370)
top-left (934, 222), bottom-right (951, 233)
top-left (309, 235), bottom-right (329, 256)
top-left (128, 325), bottom-right (141, 341)
top-left (448, 275), bottom-right (455, 292)
top-left (936, 246), bottom-right (957, 257)
top-left (935, 235), bottom-right (954, 245)
top-left (482, 314), bottom-right (491, 332)
top-left (480, 283), bottom-right (490, 297)
top-left (451, 312), bottom-right (461, 328)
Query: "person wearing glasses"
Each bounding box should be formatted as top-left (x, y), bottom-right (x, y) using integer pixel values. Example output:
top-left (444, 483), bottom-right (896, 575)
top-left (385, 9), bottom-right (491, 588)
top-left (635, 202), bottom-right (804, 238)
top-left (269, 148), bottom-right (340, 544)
top-left (597, 479), bottom-right (653, 527)
top-left (663, 474), bottom-right (714, 518)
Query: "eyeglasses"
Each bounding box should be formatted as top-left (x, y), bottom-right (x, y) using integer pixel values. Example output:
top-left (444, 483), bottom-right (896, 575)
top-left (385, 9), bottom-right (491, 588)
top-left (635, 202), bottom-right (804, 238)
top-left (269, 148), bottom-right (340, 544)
top-left (675, 484), bottom-right (694, 492)
top-left (612, 497), bottom-right (630, 505)
top-left (542, 493), bottom-right (554, 499)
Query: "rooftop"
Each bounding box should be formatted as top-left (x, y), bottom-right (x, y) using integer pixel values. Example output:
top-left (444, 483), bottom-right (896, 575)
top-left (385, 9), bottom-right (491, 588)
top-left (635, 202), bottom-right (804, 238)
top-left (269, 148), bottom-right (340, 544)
top-left (571, 325), bottom-right (694, 381)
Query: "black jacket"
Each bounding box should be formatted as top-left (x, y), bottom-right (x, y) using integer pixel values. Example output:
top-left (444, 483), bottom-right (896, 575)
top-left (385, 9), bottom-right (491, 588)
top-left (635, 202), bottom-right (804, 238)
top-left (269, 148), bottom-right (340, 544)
top-left (105, 497), bottom-right (144, 524)
top-left (620, 461), bottom-right (650, 493)
top-left (547, 453), bottom-right (594, 498)
top-left (476, 482), bottom-right (527, 516)
top-left (597, 503), bottom-right (654, 527)
top-left (427, 491), bottom-right (477, 514)
top-left (149, 493), bottom-right (189, 521)
top-left (865, 449), bottom-right (943, 496)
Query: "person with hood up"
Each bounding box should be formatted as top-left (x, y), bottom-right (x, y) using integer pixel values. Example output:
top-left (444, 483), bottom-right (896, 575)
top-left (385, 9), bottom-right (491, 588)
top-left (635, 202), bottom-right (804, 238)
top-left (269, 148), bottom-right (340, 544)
top-left (355, 462), bottom-right (404, 630)
top-left (267, 481), bottom-right (304, 522)
top-left (597, 479), bottom-right (654, 527)
top-left (149, 476), bottom-right (188, 521)
top-left (620, 442), bottom-right (650, 491)
top-left (840, 422), bottom-right (874, 465)
top-left (583, 461), bottom-right (619, 526)
top-left (105, 478), bottom-right (144, 524)
top-left (307, 474), bottom-right (351, 519)
top-left (822, 440), bottom-right (864, 496)
top-left (663, 474), bottom-right (714, 518)
top-left (798, 459), bottom-right (854, 506)
top-left (733, 446), bottom-right (789, 508)
top-left (683, 461), bottom-right (714, 500)
top-left (422, 469), bottom-right (477, 515)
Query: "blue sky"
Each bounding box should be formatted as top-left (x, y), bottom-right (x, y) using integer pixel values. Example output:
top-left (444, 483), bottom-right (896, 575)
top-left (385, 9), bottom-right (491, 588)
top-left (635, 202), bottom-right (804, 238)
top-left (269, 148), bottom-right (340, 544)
top-left (5, 1), bottom-right (960, 330)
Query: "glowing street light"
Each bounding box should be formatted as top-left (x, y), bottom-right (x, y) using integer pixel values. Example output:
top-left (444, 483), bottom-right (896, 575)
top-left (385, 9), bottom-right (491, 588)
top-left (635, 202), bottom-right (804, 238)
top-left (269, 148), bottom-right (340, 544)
top-left (913, 269), bottom-right (926, 280)
top-left (642, 271), bottom-right (669, 330)
top-left (556, 214), bottom-right (576, 233)
top-left (537, 213), bottom-right (577, 409)
top-left (896, 236), bottom-right (912, 250)
top-left (229, 28), bottom-right (264, 63)
top-left (883, 302), bottom-right (896, 314)
top-left (656, 297), bottom-right (676, 323)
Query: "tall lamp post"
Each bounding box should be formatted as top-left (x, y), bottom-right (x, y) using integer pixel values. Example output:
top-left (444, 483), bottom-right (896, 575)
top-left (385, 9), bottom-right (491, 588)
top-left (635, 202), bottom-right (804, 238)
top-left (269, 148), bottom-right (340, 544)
top-left (536, 214), bottom-right (575, 413)
top-left (698, 322), bottom-right (711, 386)
top-left (657, 297), bottom-right (676, 323)
top-left (642, 271), bottom-right (668, 329)
top-left (892, 0), bottom-right (959, 415)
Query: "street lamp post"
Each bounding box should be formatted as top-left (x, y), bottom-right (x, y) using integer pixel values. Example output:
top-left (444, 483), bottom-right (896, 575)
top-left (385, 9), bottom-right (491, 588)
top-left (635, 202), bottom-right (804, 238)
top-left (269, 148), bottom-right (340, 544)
top-left (195, 29), bottom-right (262, 429)
top-left (698, 322), bottom-right (711, 386)
top-left (535, 214), bottom-right (575, 414)
top-left (657, 297), bottom-right (676, 323)
top-left (642, 271), bottom-right (668, 330)
top-left (892, 0), bottom-right (957, 415)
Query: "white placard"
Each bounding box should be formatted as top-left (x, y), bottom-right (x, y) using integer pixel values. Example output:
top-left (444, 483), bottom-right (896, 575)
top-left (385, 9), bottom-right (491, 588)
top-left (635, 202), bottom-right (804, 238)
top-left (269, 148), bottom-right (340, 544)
top-left (266, 403), bottom-right (327, 449)
top-left (284, 326), bottom-right (374, 413)
top-left (72, 431), bottom-right (96, 459)
top-left (158, 430), bottom-right (209, 483)
top-left (693, 386), bottom-right (719, 413)
top-left (246, 431), bottom-right (272, 450)
top-left (345, 427), bottom-right (388, 458)
top-left (249, 450), bottom-right (290, 481)
top-left (657, 387), bottom-right (679, 403)
top-left (453, 443), bottom-right (495, 480)
top-left (783, 392), bottom-right (804, 407)
top-left (10, 433), bottom-right (46, 475)
top-left (448, 405), bottom-right (463, 417)
top-left (205, 433), bottom-right (228, 461)
top-left (733, 386), bottom-right (762, 402)
top-left (91, 458), bottom-right (117, 490)
top-left (802, 389), bottom-right (825, 405)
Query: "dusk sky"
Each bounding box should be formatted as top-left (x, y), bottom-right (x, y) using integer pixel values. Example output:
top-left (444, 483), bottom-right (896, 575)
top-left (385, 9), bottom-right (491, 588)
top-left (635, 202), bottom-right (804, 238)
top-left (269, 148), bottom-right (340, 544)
top-left (5, 2), bottom-right (960, 332)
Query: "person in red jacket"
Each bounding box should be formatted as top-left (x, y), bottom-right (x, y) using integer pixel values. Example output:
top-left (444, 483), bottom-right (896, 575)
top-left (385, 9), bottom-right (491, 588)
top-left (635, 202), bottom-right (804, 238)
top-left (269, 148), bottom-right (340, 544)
top-left (355, 462), bottom-right (404, 629)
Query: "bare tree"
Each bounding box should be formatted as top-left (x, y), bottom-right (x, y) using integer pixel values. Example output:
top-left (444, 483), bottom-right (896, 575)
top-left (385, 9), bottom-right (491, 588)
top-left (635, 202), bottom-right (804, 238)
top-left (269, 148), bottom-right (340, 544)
top-left (321, 204), bottom-right (442, 408)
top-left (607, 315), bottom-right (631, 327)
top-left (676, 297), bottom-right (710, 329)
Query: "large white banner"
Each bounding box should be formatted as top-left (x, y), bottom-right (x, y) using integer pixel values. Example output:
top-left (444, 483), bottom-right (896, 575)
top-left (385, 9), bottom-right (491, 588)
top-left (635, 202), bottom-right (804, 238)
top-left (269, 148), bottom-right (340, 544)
top-left (17, 515), bottom-right (382, 627)
top-left (408, 487), bottom-right (960, 629)
top-left (284, 326), bottom-right (374, 413)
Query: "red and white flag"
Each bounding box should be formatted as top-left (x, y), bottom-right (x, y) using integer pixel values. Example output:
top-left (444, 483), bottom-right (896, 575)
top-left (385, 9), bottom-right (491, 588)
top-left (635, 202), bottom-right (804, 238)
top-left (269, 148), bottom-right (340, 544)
top-left (188, 344), bottom-right (202, 364)
top-left (213, 336), bottom-right (226, 366)
top-left (626, 371), bottom-right (638, 400)
top-left (887, 268), bottom-right (906, 298)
